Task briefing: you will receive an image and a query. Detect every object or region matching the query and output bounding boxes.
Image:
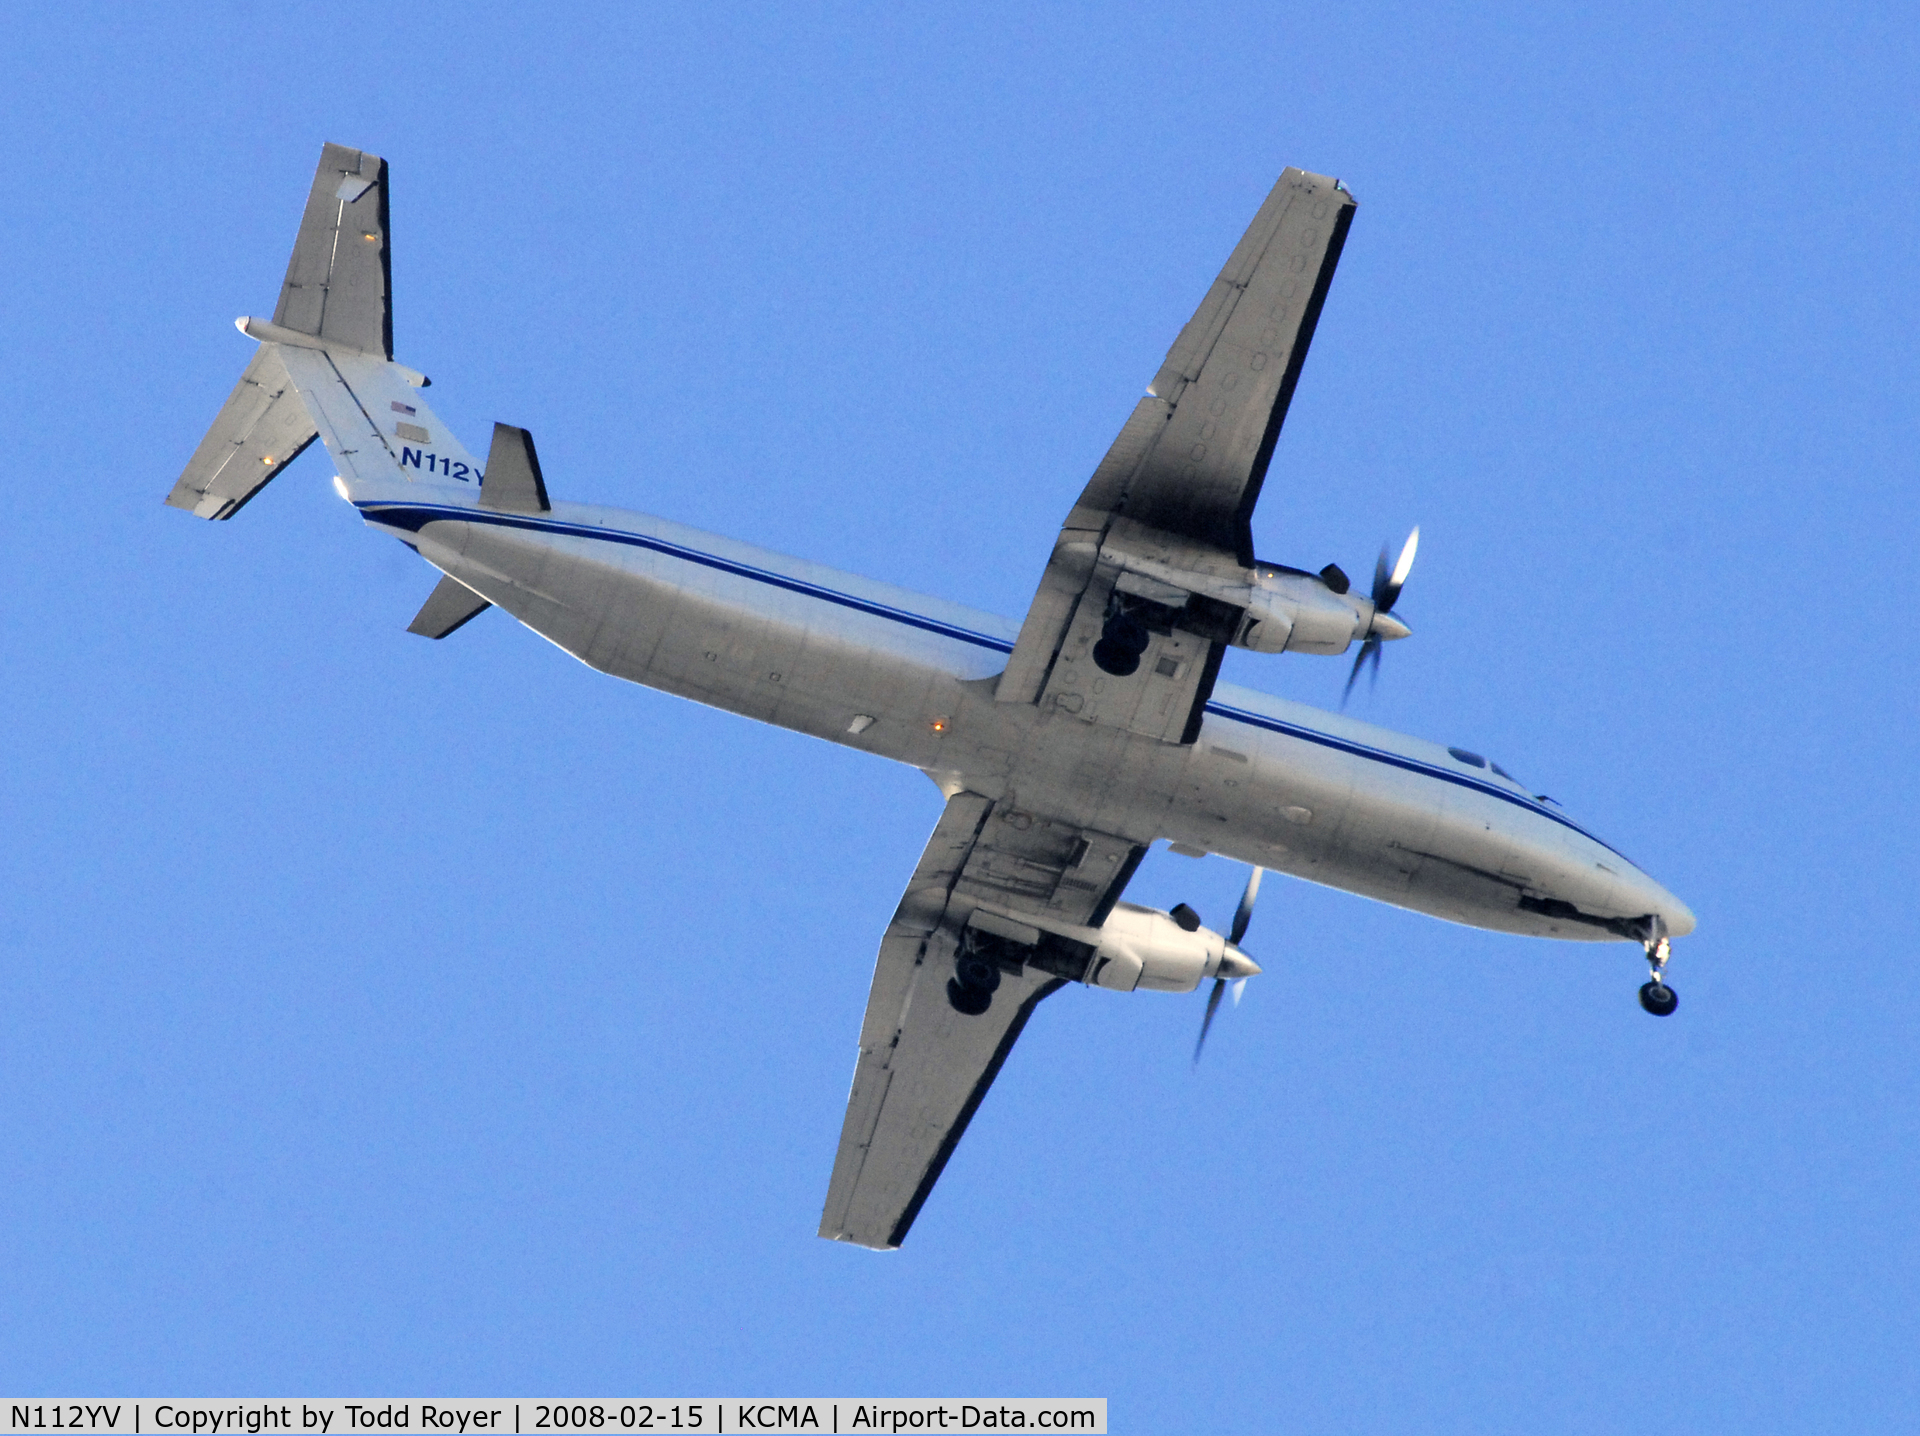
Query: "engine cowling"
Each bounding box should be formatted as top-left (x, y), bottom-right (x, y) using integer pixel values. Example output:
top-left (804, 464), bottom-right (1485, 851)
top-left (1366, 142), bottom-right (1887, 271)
top-left (1233, 568), bottom-right (1374, 655)
top-left (1084, 902), bottom-right (1260, 993)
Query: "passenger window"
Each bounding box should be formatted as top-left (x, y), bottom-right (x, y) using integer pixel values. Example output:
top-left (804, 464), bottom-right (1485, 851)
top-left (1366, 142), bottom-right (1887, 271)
top-left (1447, 747), bottom-right (1487, 768)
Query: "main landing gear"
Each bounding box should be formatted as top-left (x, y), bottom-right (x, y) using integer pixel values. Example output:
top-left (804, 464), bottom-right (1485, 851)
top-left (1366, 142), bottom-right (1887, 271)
top-left (1637, 916), bottom-right (1677, 1016)
top-left (948, 943), bottom-right (1003, 1016)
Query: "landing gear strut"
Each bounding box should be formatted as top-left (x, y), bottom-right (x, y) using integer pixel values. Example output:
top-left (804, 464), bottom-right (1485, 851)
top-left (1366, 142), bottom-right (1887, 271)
top-left (1637, 917), bottom-right (1677, 1016)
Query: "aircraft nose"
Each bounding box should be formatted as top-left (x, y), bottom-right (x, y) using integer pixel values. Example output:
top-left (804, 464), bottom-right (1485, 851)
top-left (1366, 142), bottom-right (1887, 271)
top-left (1622, 868), bottom-right (1696, 938)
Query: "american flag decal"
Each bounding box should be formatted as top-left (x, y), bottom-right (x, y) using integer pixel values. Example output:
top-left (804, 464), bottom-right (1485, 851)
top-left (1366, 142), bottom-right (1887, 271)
top-left (391, 401), bottom-right (417, 415)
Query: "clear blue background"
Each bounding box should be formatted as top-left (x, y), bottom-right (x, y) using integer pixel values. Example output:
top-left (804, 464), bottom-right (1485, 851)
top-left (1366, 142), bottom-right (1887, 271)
top-left (2, 2), bottom-right (1915, 1429)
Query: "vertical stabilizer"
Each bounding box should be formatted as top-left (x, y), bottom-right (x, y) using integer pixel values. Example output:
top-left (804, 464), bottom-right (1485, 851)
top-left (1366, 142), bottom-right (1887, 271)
top-left (479, 424), bottom-right (552, 514)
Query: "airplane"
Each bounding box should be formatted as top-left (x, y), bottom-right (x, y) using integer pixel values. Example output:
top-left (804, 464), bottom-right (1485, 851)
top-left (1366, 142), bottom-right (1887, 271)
top-left (169, 144), bottom-right (1695, 1251)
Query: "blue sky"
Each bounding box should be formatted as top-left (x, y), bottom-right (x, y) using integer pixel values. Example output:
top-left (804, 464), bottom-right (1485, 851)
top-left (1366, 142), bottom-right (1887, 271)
top-left (3, 1), bottom-right (1916, 1429)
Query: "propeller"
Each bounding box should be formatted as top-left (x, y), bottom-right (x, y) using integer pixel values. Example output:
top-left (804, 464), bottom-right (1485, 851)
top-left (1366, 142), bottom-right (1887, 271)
top-left (1193, 865), bottom-right (1263, 1067)
top-left (1342, 526), bottom-right (1419, 707)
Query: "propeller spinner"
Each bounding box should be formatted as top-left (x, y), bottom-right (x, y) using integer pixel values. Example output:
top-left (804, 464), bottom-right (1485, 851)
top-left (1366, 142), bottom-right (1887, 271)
top-left (1342, 526), bottom-right (1419, 707)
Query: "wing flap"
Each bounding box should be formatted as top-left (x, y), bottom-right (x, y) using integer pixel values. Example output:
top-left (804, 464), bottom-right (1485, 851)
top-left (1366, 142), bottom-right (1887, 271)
top-left (994, 507), bottom-right (1104, 706)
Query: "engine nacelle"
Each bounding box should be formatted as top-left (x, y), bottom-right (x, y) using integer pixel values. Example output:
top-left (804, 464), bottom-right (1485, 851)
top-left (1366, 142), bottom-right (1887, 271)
top-left (1084, 902), bottom-right (1258, 994)
top-left (1232, 568), bottom-right (1373, 655)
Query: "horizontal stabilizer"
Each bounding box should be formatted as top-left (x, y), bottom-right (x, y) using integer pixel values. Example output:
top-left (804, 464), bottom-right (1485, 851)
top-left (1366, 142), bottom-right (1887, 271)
top-left (407, 575), bottom-right (492, 638)
top-left (276, 143), bottom-right (392, 359)
top-left (479, 423), bottom-right (551, 514)
top-left (166, 346), bottom-right (319, 519)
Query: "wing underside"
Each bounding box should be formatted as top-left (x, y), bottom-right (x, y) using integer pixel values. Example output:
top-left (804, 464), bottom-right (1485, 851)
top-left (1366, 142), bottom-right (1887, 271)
top-left (1079, 167), bottom-right (1355, 561)
top-left (165, 345), bottom-right (320, 518)
top-left (995, 168), bottom-right (1356, 742)
top-left (824, 167), bottom-right (1356, 1248)
top-left (820, 793), bottom-right (1145, 1249)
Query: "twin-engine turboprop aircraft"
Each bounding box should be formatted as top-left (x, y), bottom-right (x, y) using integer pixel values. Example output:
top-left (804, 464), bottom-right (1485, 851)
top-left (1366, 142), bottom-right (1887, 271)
top-left (170, 145), bottom-right (1695, 1250)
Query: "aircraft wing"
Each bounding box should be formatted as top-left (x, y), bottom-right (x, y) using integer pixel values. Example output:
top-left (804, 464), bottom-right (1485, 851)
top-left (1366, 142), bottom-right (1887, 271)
top-left (820, 792), bottom-right (1146, 1249)
top-left (996, 168), bottom-right (1356, 740)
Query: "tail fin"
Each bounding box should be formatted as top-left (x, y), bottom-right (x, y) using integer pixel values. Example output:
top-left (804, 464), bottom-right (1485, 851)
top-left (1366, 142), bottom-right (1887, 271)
top-left (168, 144), bottom-right (486, 518)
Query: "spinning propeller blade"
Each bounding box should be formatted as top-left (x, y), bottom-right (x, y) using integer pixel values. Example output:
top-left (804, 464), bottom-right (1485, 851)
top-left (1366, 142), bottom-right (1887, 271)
top-left (1194, 865), bottom-right (1264, 1067)
top-left (1342, 636), bottom-right (1382, 705)
top-left (1193, 979), bottom-right (1228, 1066)
top-left (1379, 526), bottom-right (1419, 612)
top-left (1229, 865), bottom-right (1262, 946)
top-left (1342, 526), bottom-right (1418, 709)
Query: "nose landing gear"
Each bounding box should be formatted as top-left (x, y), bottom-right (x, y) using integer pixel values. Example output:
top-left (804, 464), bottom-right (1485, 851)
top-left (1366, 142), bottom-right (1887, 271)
top-left (1637, 917), bottom-right (1677, 1016)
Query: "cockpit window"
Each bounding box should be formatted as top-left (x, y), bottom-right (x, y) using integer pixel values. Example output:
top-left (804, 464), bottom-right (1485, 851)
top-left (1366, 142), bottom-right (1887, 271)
top-left (1491, 762), bottom-right (1518, 783)
top-left (1447, 747), bottom-right (1487, 768)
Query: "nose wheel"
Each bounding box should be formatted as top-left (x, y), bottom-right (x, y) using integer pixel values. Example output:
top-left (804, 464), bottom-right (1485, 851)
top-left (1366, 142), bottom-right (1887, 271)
top-left (1637, 923), bottom-right (1677, 1016)
top-left (1638, 977), bottom-right (1677, 1016)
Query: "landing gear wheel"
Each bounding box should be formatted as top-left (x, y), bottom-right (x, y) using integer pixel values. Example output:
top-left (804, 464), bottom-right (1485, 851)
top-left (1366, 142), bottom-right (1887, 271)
top-left (1092, 637), bottom-right (1142, 676)
top-left (1638, 980), bottom-right (1678, 1017)
top-left (953, 951), bottom-right (1002, 995)
top-left (947, 977), bottom-right (993, 1016)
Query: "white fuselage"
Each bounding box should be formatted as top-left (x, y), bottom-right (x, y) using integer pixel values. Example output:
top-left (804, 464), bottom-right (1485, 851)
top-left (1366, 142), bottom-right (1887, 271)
top-left (352, 473), bottom-right (1694, 947)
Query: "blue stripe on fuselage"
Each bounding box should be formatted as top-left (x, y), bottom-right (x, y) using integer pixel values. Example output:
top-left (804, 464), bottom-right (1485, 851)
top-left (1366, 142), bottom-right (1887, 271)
top-left (1202, 700), bottom-right (1629, 861)
top-left (362, 500), bottom-right (1009, 652)
top-left (359, 500), bottom-right (1623, 857)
